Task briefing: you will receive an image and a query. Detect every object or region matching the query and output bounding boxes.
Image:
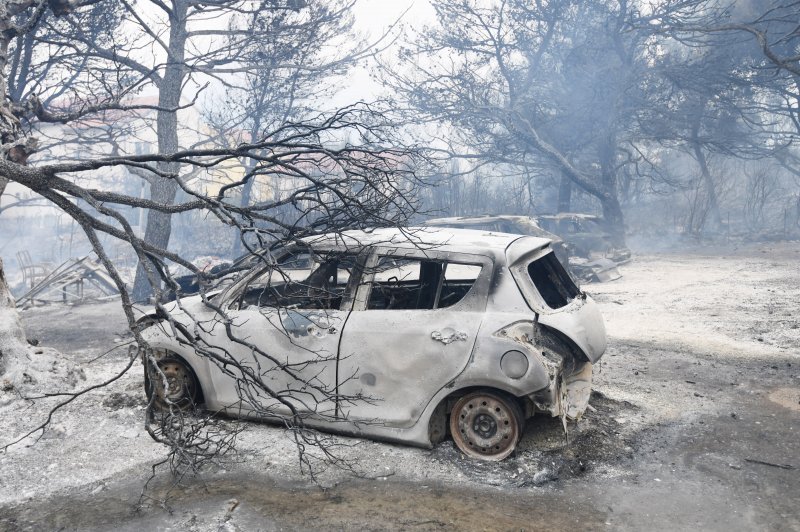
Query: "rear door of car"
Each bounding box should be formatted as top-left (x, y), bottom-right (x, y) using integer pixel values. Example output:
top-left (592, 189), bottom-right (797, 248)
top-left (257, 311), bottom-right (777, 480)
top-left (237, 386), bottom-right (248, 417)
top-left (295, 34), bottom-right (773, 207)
top-left (336, 248), bottom-right (492, 427)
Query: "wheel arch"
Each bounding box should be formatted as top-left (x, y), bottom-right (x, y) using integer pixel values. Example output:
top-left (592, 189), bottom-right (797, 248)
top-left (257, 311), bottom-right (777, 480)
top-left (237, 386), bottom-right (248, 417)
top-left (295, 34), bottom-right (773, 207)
top-left (144, 348), bottom-right (207, 406)
top-left (427, 384), bottom-right (529, 444)
top-left (140, 317), bottom-right (210, 406)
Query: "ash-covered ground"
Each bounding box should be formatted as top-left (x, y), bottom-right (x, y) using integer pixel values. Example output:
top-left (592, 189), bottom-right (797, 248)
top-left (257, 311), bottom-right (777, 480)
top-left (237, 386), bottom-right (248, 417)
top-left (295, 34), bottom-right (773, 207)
top-left (1, 242), bottom-right (798, 531)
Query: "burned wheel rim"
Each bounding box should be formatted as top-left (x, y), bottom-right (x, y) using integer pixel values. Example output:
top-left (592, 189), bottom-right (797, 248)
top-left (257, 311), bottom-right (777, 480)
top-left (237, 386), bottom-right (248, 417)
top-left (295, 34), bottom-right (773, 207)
top-left (450, 392), bottom-right (522, 460)
top-left (148, 358), bottom-right (197, 410)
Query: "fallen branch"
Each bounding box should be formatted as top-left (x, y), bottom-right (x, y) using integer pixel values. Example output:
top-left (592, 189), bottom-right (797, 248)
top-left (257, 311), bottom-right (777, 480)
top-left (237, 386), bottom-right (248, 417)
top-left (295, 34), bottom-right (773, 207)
top-left (744, 458), bottom-right (795, 470)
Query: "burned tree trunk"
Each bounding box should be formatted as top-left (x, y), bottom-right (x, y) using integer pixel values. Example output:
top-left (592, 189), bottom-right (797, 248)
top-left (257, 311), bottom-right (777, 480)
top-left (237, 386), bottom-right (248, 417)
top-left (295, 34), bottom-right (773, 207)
top-left (557, 173), bottom-right (572, 213)
top-left (0, 0), bottom-right (40, 375)
top-left (600, 192), bottom-right (626, 248)
top-left (598, 138), bottom-right (626, 248)
top-left (131, 1), bottom-right (188, 302)
top-left (690, 118), bottom-right (722, 232)
top-left (0, 258), bottom-right (29, 376)
top-left (231, 114), bottom-right (263, 257)
top-left (232, 156), bottom-right (258, 257)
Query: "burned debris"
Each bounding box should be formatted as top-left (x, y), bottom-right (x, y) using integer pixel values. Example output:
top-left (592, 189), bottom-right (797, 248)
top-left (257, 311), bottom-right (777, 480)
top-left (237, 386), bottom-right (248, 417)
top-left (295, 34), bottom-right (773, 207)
top-left (17, 254), bottom-right (120, 307)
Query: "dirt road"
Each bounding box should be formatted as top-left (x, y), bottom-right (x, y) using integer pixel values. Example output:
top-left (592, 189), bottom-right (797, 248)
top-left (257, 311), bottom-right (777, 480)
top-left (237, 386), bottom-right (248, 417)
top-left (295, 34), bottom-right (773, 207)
top-left (1, 242), bottom-right (798, 531)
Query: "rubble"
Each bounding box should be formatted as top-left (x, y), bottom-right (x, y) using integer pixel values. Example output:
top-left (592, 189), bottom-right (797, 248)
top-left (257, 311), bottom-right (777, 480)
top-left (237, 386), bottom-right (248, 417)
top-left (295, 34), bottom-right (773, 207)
top-left (17, 254), bottom-right (120, 307)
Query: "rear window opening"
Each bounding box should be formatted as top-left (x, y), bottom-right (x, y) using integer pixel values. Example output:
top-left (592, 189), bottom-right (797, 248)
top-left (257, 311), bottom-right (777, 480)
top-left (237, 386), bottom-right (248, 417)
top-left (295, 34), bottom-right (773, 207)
top-left (366, 258), bottom-right (482, 310)
top-left (527, 252), bottom-right (580, 309)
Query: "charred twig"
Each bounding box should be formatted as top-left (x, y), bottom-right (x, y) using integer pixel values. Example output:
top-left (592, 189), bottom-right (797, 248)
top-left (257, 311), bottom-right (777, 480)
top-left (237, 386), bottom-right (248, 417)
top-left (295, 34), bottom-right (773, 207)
top-left (744, 458), bottom-right (796, 470)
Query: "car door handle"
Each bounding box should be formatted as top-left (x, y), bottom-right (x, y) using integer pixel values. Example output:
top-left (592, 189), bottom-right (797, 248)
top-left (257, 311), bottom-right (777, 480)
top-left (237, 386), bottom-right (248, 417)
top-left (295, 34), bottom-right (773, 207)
top-left (328, 326), bottom-right (337, 334)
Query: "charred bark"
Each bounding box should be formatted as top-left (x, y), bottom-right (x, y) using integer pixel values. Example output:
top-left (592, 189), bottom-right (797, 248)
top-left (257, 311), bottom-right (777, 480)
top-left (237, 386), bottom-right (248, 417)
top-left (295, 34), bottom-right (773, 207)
top-left (690, 116), bottom-right (722, 232)
top-left (600, 193), bottom-right (626, 248)
top-left (0, 258), bottom-right (29, 375)
top-left (232, 113), bottom-right (263, 258)
top-left (232, 156), bottom-right (258, 258)
top-left (0, 0), bottom-right (43, 375)
top-left (131, 0), bottom-right (188, 302)
top-left (557, 173), bottom-right (572, 213)
top-left (598, 137), bottom-right (626, 248)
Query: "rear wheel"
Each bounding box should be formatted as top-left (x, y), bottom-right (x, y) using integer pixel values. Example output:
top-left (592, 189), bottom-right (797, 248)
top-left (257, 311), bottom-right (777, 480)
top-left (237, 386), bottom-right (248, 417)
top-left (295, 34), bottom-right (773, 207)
top-left (449, 390), bottom-right (524, 460)
top-left (145, 356), bottom-right (200, 410)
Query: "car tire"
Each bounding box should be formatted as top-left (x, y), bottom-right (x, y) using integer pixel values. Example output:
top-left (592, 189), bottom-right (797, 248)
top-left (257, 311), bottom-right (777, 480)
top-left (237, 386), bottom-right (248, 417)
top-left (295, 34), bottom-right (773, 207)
top-left (449, 390), bottom-right (524, 460)
top-left (144, 355), bottom-right (200, 411)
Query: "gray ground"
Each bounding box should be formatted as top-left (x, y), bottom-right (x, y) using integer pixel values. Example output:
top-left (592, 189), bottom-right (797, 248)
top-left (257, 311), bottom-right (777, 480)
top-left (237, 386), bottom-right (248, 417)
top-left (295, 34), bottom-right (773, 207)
top-left (1, 242), bottom-right (798, 531)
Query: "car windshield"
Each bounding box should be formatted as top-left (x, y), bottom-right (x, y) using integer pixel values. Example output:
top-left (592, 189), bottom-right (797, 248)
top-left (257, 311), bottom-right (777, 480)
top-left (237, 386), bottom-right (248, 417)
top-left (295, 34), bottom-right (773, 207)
top-left (527, 252), bottom-right (580, 309)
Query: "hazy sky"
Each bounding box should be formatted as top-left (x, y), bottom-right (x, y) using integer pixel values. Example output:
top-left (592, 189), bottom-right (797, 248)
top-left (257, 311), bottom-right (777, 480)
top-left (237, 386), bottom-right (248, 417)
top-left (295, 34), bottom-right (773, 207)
top-left (330, 0), bottom-right (435, 105)
top-left (353, 0), bottom-right (433, 35)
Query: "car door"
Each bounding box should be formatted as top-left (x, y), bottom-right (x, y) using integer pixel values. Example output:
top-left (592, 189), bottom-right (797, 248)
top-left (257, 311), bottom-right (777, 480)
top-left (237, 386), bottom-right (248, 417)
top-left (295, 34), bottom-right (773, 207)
top-left (207, 251), bottom-right (358, 418)
top-left (336, 249), bottom-right (491, 427)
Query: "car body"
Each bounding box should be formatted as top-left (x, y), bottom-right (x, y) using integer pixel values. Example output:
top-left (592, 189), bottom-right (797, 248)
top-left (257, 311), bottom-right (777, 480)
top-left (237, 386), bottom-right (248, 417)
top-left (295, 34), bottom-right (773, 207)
top-left (139, 227), bottom-right (607, 460)
top-left (535, 213), bottom-right (631, 263)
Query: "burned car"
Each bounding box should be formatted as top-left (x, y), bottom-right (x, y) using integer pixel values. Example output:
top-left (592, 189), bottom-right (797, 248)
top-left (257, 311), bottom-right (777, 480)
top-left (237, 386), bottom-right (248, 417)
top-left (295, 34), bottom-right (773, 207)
top-left (138, 228), bottom-right (606, 460)
top-left (536, 213), bottom-right (631, 259)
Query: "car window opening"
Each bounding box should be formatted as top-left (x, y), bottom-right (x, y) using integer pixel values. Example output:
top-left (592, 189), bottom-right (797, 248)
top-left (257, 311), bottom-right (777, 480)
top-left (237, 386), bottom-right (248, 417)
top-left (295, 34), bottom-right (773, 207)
top-left (240, 253), bottom-right (356, 310)
top-left (367, 258), bottom-right (482, 310)
top-left (277, 250), bottom-right (313, 269)
top-left (527, 252), bottom-right (580, 309)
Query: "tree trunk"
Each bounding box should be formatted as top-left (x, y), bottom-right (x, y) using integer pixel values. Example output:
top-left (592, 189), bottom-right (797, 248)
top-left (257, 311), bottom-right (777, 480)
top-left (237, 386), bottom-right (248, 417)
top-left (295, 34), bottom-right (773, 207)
top-left (688, 103), bottom-right (722, 233)
top-left (232, 118), bottom-right (262, 257)
top-left (0, 258), bottom-right (28, 376)
top-left (231, 156), bottom-right (257, 258)
top-left (557, 173), bottom-right (572, 213)
top-left (1, 7), bottom-right (29, 376)
top-left (597, 137), bottom-right (626, 248)
top-left (692, 139), bottom-right (722, 232)
top-left (600, 192), bottom-right (626, 248)
top-left (131, 1), bottom-right (188, 302)
top-left (510, 113), bottom-right (626, 245)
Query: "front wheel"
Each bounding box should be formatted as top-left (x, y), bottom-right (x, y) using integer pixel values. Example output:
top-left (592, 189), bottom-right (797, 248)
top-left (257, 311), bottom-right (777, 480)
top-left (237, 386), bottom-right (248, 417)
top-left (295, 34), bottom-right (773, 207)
top-left (449, 390), bottom-right (524, 460)
top-left (144, 356), bottom-right (200, 411)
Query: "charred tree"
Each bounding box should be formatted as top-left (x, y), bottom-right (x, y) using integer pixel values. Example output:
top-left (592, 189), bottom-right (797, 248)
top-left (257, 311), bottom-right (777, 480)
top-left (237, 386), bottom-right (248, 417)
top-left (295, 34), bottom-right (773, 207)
top-left (130, 0), bottom-right (188, 301)
top-left (0, 0), bottom-right (61, 375)
top-left (557, 174), bottom-right (572, 213)
top-left (0, 0), bottom-right (425, 483)
top-left (202, 1), bottom-right (375, 258)
top-left (384, 0), bottom-right (659, 245)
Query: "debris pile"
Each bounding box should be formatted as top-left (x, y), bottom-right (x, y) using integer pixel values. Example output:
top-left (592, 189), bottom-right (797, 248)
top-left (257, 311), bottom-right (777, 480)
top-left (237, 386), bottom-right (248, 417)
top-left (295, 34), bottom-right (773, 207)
top-left (569, 257), bottom-right (623, 283)
top-left (17, 255), bottom-right (120, 307)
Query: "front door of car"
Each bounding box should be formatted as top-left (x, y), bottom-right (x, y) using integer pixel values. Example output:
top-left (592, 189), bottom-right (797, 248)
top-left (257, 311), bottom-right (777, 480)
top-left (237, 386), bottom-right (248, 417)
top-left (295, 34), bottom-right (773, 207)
top-left (208, 252), bottom-right (358, 419)
top-left (337, 251), bottom-right (490, 427)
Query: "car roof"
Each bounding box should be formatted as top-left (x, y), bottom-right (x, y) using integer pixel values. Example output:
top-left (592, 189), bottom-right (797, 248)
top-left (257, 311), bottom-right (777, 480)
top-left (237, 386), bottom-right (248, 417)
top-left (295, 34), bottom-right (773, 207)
top-left (537, 213), bottom-right (600, 221)
top-left (301, 226), bottom-right (552, 255)
top-left (424, 215), bottom-right (563, 243)
top-left (426, 214), bottom-right (541, 226)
